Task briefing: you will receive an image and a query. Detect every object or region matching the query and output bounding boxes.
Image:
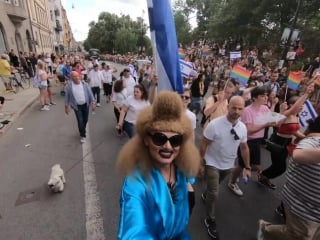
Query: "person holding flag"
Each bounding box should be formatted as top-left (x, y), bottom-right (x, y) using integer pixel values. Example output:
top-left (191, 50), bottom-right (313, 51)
top-left (258, 82), bottom-right (314, 190)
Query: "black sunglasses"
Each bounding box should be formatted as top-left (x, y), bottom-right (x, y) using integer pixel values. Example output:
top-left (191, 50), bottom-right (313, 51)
top-left (181, 95), bottom-right (190, 100)
top-left (149, 132), bottom-right (183, 148)
top-left (230, 128), bottom-right (240, 140)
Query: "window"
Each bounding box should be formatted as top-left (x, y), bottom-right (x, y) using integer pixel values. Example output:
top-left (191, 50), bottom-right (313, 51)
top-left (50, 10), bottom-right (54, 21)
top-left (13, 0), bottom-right (19, 6)
top-left (0, 26), bottom-right (7, 53)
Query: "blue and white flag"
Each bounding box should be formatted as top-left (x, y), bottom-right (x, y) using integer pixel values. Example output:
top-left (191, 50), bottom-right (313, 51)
top-left (147, 0), bottom-right (183, 93)
top-left (299, 100), bottom-right (318, 127)
top-left (179, 59), bottom-right (193, 78)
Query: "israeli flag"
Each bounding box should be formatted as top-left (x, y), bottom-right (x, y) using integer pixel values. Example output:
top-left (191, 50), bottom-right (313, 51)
top-left (147, 0), bottom-right (183, 93)
top-left (299, 100), bottom-right (318, 127)
top-left (179, 59), bottom-right (193, 78)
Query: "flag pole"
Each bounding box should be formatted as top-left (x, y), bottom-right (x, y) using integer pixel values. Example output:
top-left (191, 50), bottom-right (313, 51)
top-left (284, 85), bottom-right (289, 102)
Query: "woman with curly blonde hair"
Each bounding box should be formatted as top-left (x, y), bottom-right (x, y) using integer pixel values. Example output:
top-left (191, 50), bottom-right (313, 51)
top-left (117, 91), bottom-right (201, 240)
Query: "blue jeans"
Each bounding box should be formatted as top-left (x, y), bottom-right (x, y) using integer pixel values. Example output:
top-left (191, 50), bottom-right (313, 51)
top-left (123, 120), bottom-right (135, 138)
top-left (74, 104), bottom-right (89, 138)
top-left (189, 97), bottom-right (202, 114)
top-left (91, 86), bottom-right (100, 103)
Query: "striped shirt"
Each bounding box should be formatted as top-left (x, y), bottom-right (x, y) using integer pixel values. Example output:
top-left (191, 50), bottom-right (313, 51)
top-left (282, 137), bottom-right (320, 223)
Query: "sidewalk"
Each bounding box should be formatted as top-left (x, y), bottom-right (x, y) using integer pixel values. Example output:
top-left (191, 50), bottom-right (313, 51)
top-left (0, 87), bottom-right (39, 135)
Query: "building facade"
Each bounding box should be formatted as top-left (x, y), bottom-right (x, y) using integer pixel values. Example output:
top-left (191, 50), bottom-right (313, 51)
top-left (61, 7), bottom-right (77, 52)
top-left (26, 0), bottom-right (54, 54)
top-left (47, 0), bottom-right (64, 53)
top-left (0, 0), bottom-right (33, 54)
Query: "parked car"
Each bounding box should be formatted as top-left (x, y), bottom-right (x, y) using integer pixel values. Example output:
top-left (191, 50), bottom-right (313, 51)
top-left (85, 48), bottom-right (100, 60)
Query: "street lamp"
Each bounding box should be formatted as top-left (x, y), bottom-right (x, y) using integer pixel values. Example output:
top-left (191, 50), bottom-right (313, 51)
top-left (279, 0), bottom-right (302, 69)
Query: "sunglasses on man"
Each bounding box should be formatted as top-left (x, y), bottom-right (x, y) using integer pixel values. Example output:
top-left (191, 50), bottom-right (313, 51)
top-left (230, 128), bottom-right (240, 140)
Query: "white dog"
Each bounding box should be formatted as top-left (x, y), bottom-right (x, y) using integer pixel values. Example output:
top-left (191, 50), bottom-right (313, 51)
top-left (48, 164), bottom-right (66, 193)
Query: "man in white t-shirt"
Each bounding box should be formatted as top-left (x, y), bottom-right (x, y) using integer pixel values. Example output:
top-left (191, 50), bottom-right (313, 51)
top-left (199, 96), bottom-right (251, 240)
top-left (88, 64), bottom-right (103, 106)
top-left (122, 68), bottom-right (136, 97)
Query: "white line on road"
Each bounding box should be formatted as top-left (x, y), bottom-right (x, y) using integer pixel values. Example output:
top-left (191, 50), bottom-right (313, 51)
top-left (82, 129), bottom-right (106, 240)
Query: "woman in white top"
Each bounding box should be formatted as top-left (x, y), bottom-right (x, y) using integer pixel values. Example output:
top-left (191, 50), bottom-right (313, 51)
top-left (36, 61), bottom-right (49, 111)
top-left (117, 84), bottom-right (150, 138)
top-left (112, 79), bottom-right (127, 134)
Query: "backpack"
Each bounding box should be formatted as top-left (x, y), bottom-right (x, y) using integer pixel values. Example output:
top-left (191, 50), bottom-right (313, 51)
top-left (57, 65), bottom-right (64, 76)
top-left (33, 74), bottom-right (40, 88)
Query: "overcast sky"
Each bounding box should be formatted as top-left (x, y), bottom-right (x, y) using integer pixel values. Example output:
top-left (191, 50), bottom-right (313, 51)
top-left (61, 0), bottom-right (196, 42)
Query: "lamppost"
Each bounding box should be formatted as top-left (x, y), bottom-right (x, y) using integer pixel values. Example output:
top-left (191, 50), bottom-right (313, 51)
top-left (279, 0), bottom-right (302, 69)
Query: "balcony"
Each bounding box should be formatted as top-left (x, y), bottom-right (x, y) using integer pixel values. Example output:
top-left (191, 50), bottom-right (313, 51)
top-left (4, 3), bottom-right (28, 24)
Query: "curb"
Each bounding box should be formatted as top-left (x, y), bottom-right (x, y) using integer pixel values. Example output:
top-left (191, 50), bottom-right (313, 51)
top-left (0, 89), bottom-right (39, 136)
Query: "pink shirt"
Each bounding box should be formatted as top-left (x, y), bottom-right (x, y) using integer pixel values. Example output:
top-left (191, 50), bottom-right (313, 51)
top-left (241, 104), bottom-right (270, 140)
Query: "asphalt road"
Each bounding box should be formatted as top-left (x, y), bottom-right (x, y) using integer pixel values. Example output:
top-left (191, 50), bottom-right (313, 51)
top-left (0, 62), bottom-right (286, 240)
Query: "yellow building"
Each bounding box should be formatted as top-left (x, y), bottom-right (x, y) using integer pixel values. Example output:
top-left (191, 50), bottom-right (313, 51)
top-left (61, 7), bottom-right (76, 52)
top-left (26, 0), bottom-right (54, 54)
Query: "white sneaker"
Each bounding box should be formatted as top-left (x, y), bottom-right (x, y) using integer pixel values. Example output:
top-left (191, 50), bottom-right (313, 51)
top-left (96, 103), bottom-right (101, 107)
top-left (228, 182), bottom-right (243, 196)
top-left (41, 106), bottom-right (50, 111)
top-left (257, 219), bottom-right (268, 240)
top-left (80, 137), bottom-right (86, 143)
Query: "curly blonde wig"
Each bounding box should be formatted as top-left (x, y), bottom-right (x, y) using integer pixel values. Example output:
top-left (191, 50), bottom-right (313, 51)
top-left (116, 91), bottom-right (201, 178)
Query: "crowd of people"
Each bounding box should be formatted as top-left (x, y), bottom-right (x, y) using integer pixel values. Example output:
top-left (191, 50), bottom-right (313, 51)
top-left (1, 43), bottom-right (320, 239)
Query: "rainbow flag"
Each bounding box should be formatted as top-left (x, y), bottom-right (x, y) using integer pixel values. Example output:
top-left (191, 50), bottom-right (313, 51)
top-left (230, 65), bottom-right (251, 86)
top-left (287, 71), bottom-right (303, 90)
top-left (178, 48), bottom-right (186, 59)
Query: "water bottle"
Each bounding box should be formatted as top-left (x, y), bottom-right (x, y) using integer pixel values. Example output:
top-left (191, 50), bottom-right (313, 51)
top-left (243, 168), bottom-right (248, 184)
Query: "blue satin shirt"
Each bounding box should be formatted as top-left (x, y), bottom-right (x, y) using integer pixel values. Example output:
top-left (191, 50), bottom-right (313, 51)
top-left (118, 167), bottom-right (191, 240)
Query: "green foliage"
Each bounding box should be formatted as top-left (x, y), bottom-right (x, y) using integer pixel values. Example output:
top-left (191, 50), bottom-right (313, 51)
top-left (174, 0), bottom-right (320, 58)
top-left (83, 12), bottom-right (150, 55)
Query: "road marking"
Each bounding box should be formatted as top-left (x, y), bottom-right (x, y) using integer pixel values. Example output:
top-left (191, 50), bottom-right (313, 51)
top-left (82, 129), bottom-right (106, 240)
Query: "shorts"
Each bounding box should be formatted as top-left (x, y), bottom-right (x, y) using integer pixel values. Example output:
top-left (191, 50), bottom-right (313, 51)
top-left (238, 138), bottom-right (262, 167)
top-left (39, 84), bottom-right (47, 90)
top-left (103, 83), bottom-right (112, 96)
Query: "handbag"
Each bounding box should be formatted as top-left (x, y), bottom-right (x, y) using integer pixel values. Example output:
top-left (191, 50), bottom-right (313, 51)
top-left (265, 133), bottom-right (286, 153)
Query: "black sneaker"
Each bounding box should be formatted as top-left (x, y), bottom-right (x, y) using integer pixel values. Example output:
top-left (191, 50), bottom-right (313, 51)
top-left (204, 218), bottom-right (219, 239)
top-left (258, 174), bottom-right (276, 190)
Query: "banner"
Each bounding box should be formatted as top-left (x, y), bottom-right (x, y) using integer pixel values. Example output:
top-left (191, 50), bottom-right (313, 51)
top-left (230, 51), bottom-right (241, 60)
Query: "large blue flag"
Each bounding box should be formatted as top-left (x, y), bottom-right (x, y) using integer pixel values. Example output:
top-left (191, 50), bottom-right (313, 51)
top-left (147, 0), bottom-right (183, 93)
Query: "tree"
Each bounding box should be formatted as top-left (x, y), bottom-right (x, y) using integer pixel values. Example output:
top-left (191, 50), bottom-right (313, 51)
top-left (181, 0), bottom-right (320, 57)
top-left (83, 12), bottom-right (150, 55)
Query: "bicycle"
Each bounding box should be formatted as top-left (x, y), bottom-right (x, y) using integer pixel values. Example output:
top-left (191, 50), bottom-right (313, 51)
top-left (7, 73), bottom-right (24, 93)
top-left (15, 67), bottom-right (30, 88)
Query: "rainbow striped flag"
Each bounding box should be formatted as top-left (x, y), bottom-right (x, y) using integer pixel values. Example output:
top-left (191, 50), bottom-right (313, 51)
top-left (178, 48), bottom-right (186, 59)
top-left (287, 71), bottom-right (303, 90)
top-left (230, 65), bottom-right (251, 86)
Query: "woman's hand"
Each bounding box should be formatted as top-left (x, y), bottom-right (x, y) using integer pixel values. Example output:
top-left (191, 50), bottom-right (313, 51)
top-left (305, 82), bottom-right (315, 95)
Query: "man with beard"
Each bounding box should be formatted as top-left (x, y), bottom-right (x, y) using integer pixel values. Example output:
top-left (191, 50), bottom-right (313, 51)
top-left (200, 96), bottom-right (251, 240)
